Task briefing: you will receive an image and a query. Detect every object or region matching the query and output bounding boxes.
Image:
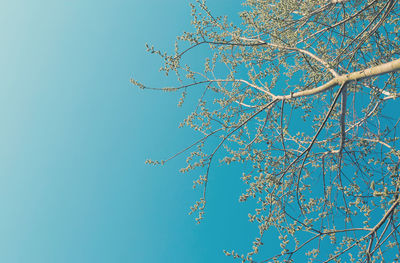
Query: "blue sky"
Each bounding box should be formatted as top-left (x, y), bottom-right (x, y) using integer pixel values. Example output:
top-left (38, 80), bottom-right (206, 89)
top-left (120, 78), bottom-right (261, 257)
top-left (2, 1), bottom-right (400, 262)
top-left (0, 1), bottom-right (277, 262)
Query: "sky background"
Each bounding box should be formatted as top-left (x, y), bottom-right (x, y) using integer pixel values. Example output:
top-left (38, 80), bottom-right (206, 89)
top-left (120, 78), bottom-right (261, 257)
top-left (0, 1), bottom-right (278, 262)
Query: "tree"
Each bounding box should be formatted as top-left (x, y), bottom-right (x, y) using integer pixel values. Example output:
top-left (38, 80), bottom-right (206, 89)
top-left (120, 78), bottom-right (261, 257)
top-left (132, 0), bottom-right (400, 261)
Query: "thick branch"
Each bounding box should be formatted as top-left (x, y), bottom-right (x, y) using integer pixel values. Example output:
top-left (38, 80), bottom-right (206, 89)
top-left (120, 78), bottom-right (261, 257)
top-left (276, 58), bottom-right (400, 100)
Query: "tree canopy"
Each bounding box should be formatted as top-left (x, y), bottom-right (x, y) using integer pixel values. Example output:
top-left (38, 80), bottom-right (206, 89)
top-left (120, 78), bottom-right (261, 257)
top-left (132, 0), bottom-right (400, 261)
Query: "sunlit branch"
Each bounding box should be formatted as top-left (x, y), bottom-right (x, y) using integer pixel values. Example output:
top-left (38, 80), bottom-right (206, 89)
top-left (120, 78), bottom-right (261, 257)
top-left (276, 58), bottom-right (400, 100)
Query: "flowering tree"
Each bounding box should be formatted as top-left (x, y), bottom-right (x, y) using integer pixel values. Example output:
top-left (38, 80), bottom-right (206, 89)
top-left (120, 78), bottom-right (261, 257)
top-left (132, 0), bottom-right (400, 261)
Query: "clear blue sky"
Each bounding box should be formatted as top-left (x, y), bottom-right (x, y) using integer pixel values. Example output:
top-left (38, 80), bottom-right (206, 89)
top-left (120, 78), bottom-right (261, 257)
top-left (0, 1), bottom-right (278, 262)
